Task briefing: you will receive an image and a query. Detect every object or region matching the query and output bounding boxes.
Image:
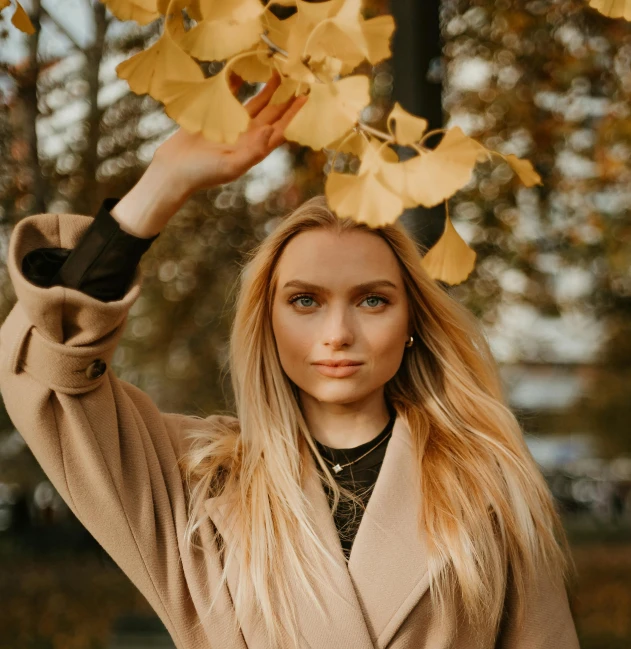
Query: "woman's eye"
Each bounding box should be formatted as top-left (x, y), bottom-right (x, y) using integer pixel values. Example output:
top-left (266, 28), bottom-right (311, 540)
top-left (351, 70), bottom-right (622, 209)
top-left (288, 294), bottom-right (389, 309)
top-left (361, 295), bottom-right (388, 308)
top-left (292, 296), bottom-right (316, 308)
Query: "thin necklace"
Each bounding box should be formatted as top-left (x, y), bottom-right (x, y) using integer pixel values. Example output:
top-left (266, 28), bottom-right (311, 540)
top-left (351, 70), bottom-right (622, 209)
top-left (320, 425), bottom-right (394, 475)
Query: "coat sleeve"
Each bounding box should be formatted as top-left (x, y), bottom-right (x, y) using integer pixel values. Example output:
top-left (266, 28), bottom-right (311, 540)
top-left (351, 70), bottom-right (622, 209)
top-left (0, 210), bottom-right (204, 648)
top-left (495, 557), bottom-right (581, 649)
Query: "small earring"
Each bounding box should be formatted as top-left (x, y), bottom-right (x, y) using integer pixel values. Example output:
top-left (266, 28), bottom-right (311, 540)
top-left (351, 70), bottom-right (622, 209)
top-left (405, 335), bottom-right (414, 348)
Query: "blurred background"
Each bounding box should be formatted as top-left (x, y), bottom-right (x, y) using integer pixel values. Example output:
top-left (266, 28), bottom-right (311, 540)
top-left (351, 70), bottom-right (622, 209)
top-left (0, 0), bottom-right (630, 647)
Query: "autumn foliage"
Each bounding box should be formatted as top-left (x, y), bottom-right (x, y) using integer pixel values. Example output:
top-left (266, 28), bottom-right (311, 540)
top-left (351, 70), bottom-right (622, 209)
top-left (1, 0), bottom-right (542, 285)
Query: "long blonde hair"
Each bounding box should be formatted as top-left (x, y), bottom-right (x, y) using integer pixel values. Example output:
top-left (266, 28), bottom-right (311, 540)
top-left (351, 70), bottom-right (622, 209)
top-left (178, 194), bottom-right (576, 648)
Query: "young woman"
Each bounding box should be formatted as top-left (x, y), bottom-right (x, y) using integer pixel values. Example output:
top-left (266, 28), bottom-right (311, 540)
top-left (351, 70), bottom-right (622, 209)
top-left (0, 71), bottom-right (580, 649)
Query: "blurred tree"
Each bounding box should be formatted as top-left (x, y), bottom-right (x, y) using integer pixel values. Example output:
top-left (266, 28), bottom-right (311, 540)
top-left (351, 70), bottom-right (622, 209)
top-left (439, 0), bottom-right (631, 454)
top-left (18, 0), bottom-right (45, 216)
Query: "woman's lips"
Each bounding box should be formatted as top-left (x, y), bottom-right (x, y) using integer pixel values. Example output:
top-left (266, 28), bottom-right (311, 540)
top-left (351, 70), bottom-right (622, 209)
top-left (313, 363), bottom-right (363, 378)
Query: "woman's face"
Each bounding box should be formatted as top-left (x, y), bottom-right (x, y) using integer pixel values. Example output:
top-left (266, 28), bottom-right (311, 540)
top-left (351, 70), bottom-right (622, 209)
top-left (271, 228), bottom-right (411, 406)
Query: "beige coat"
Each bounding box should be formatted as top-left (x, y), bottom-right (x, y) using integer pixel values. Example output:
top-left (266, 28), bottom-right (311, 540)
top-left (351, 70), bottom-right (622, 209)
top-left (0, 210), bottom-right (581, 649)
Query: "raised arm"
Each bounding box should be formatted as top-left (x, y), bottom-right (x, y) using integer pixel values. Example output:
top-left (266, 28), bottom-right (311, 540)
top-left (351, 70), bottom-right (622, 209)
top-left (0, 206), bottom-right (198, 645)
top-left (0, 71), bottom-right (307, 648)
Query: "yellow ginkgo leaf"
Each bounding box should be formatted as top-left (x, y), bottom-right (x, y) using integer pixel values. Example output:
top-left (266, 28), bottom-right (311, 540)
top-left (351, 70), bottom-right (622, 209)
top-left (277, 55), bottom-right (317, 86)
top-left (306, 24), bottom-right (366, 74)
top-left (286, 0), bottom-right (347, 68)
top-left (503, 153), bottom-right (542, 187)
top-left (196, 0), bottom-right (264, 21)
top-left (325, 170), bottom-right (405, 228)
top-left (307, 15), bottom-right (394, 76)
top-left (409, 126), bottom-right (487, 207)
top-left (309, 55), bottom-right (344, 82)
top-left (269, 76), bottom-right (304, 104)
top-left (0, 0), bottom-right (11, 12)
top-left (420, 214), bottom-right (476, 285)
top-left (378, 144), bottom-right (399, 163)
top-left (157, 0), bottom-right (185, 15)
top-left (588, 0), bottom-right (631, 20)
top-left (326, 130), bottom-right (368, 158)
top-left (352, 138), bottom-right (418, 207)
top-left (185, 0), bottom-right (202, 20)
top-left (285, 25), bottom-right (315, 70)
top-left (375, 151), bottom-right (424, 209)
top-left (160, 65), bottom-right (251, 144)
top-left (116, 25), bottom-right (203, 100)
top-left (11, 1), bottom-right (34, 34)
top-left (283, 75), bottom-right (370, 150)
top-left (262, 9), bottom-right (296, 53)
top-left (273, 54), bottom-right (314, 98)
top-left (361, 14), bottom-right (395, 65)
top-left (305, 0), bottom-right (367, 67)
top-left (157, 0), bottom-right (199, 14)
top-left (178, 16), bottom-right (262, 61)
top-left (387, 102), bottom-right (428, 146)
top-left (295, 0), bottom-right (346, 25)
top-left (229, 45), bottom-right (274, 83)
top-left (161, 0), bottom-right (205, 17)
top-left (355, 139), bottom-right (400, 173)
top-left (164, 7), bottom-right (191, 44)
top-left (177, 0), bottom-right (264, 62)
top-left (99, 0), bottom-right (160, 25)
top-left (331, 0), bottom-right (363, 31)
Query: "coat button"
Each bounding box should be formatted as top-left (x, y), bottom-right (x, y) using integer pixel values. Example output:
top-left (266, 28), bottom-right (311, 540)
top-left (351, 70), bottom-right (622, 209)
top-left (85, 359), bottom-right (107, 379)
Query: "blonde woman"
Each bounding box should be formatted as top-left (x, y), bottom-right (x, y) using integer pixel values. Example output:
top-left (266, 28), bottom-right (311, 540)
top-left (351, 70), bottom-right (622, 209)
top-left (0, 71), bottom-right (580, 649)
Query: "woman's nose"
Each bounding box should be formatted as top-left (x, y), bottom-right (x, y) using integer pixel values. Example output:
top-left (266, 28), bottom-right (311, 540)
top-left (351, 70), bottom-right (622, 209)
top-left (322, 307), bottom-right (354, 348)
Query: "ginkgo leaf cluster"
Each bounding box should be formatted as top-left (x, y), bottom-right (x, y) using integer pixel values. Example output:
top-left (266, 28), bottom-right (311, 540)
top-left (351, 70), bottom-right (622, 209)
top-left (6, 0), bottom-right (544, 286)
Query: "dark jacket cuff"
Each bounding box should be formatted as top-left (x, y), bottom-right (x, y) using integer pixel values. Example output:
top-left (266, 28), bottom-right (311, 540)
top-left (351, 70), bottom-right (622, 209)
top-left (21, 197), bottom-right (160, 303)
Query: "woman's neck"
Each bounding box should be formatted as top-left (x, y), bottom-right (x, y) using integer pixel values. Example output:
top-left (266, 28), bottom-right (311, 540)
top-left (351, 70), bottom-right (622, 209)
top-left (299, 391), bottom-right (393, 449)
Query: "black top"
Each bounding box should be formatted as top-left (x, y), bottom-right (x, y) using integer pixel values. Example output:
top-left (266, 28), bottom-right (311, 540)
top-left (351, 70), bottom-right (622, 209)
top-left (312, 402), bottom-right (396, 559)
top-left (20, 197), bottom-right (395, 560)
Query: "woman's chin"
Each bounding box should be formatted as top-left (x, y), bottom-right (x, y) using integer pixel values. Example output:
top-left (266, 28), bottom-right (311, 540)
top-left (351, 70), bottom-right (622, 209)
top-left (302, 382), bottom-right (369, 405)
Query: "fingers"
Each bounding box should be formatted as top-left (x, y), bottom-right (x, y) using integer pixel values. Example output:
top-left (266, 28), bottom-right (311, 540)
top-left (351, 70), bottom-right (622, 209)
top-left (243, 70), bottom-right (282, 119)
top-left (225, 125), bottom-right (275, 176)
top-left (267, 94), bottom-right (309, 149)
top-left (226, 92), bottom-right (309, 176)
top-left (250, 85), bottom-right (306, 127)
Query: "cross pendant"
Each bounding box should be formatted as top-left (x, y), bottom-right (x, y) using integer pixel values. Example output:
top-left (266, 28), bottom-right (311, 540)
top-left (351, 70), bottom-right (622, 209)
top-left (333, 464), bottom-right (343, 474)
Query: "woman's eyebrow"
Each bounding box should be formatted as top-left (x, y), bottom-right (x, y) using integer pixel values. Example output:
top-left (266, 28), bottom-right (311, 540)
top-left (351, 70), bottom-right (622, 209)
top-left (282, 279), bottom-right (398, 293)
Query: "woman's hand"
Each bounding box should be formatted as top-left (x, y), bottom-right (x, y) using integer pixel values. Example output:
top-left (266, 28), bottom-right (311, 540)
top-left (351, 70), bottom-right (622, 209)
top-left (153, 70), bottom-right (307, 196)
top-left (111, 70), bottom-right (305, 239)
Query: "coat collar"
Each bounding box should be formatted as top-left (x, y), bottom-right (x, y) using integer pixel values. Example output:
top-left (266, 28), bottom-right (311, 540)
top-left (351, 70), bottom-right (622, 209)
top-left (203, 413), bottom-right (445, 649)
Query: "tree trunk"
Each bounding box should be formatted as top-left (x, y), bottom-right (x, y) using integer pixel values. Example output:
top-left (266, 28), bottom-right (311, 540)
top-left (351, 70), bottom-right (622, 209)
top-left (20, 0), bottom-right (46, 219)
top-left (77, 0), bottom-right (108, 216)
top-left (390, 0), bottom-right (445, 251)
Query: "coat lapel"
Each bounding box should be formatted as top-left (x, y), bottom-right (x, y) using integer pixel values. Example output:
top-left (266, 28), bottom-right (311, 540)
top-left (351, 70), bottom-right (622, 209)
top-left (203, 413), bottom-right (445, 649)
top-left (347, 413), bottom-right (445, 648)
